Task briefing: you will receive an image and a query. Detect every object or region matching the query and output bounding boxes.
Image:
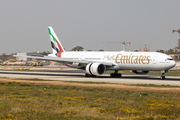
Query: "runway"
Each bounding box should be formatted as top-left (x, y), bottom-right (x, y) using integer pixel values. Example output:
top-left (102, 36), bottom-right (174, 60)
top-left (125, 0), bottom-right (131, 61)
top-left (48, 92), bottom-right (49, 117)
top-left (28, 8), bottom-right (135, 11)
top-left (0, 70), bottom-right (180, 86)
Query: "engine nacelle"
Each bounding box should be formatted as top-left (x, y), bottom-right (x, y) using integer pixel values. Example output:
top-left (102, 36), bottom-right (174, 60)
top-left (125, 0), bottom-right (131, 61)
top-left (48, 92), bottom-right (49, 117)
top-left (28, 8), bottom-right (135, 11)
top-left (86, 63), bottom-right (106, 76)
top-left (132, 70), bottom-right (149, 75)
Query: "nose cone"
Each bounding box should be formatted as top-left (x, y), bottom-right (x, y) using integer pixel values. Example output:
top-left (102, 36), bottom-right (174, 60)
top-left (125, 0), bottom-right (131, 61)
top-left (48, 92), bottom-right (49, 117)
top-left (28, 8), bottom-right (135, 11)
top-left (165, 60), bottom-right (176, 69)
top-left (172, 60), bottom-right (176, 68)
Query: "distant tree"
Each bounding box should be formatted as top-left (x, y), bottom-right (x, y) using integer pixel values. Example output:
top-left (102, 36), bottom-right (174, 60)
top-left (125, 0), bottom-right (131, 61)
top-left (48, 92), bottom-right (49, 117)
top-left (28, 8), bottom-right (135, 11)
top-left (41, 51), bottom-right (51, 55)
top-left (2, 53), bottom-right (6, 56)
top-left (156, 49), bottom-right (164, 53)
top-left (173, 47), bottom-right (179, 54)
top-left (134, 50), bottom-right (139, 52)
top-left (166, 49), bottom-right (174, 54)
top-left (0, 53), bottom-right (9, 60)
top-left (71, 46), bottom-right (84, 51)
top-left (98, 49), bottom-right (104, 51)
top-left (166, 47), bottom-right (179, 54)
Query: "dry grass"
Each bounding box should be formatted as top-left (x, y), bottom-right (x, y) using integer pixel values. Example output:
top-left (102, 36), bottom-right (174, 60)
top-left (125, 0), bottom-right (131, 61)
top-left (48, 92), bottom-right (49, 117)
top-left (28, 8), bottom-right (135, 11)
top-left (1, 78), bottom-right (180, 119)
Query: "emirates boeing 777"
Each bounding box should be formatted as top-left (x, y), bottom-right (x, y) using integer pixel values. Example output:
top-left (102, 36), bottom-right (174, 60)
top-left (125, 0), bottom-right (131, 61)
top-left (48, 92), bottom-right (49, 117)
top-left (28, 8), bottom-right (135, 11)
top-left (14, 27), bottom-right (176, 79)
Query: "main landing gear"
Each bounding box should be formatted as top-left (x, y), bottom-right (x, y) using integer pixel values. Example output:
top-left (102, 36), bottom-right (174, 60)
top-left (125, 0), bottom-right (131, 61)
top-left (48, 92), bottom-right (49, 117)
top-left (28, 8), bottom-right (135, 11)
top-left (110, 70), bottom-right (122, 78)
top-left (160, 70), bottom-right (167, 79)
top-left (85, 73), bottom-right (96, 77)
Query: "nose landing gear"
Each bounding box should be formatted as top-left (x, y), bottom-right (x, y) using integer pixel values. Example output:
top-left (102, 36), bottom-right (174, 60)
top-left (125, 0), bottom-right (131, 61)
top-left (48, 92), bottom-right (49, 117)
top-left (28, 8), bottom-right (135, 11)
top-left (160, 73), bottom-right (165, 79)
top-left (160, 70), bottom-right (168, 79)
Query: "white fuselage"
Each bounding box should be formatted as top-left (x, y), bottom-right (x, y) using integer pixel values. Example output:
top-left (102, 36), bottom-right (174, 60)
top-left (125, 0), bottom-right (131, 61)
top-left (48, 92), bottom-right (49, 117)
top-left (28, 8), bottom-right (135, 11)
top-left (59, 51), bottom-right (176, 71)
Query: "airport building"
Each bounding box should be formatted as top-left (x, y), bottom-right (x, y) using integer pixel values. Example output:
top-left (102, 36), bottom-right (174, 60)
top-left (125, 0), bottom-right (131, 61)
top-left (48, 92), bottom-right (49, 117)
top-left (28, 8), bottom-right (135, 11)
top-left (16, 53), bottom-right (27, 61)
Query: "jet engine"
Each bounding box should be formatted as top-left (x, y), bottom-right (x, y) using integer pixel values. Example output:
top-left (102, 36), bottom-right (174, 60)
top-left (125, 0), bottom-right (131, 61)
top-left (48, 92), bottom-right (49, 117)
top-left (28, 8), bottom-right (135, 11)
top-left (132, 70), bottom-right (149, 75)
top-left (86, 63), bottom-right (106, 76)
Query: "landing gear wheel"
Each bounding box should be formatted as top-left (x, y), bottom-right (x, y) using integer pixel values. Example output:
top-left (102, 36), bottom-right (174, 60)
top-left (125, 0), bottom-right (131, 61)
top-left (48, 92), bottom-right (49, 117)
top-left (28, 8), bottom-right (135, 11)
top-left (118, 73), bottom-right (122, 77)
top-left (110, 73), bottom-right (114, 77)
top-left (85, 73), bottom-right (90, 77)
top-left (160, 70), bottom-right (166, 80)
top-left (110, 72), bottom-right (121, 78)
top-left (160, 76), bottom-right (165, 79)
top-left (85, 73), bottom-right (96, 77)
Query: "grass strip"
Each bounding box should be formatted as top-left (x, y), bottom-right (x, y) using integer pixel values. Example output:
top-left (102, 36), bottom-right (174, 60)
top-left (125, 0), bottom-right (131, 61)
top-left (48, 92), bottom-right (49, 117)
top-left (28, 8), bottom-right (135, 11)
top-left (1, 81), bottom-right (180, 119)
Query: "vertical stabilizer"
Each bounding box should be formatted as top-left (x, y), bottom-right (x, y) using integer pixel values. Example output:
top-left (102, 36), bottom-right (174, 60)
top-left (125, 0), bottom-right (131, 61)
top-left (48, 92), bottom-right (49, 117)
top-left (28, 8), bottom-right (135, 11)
top-left (48, 26), bottom-right (65, 57)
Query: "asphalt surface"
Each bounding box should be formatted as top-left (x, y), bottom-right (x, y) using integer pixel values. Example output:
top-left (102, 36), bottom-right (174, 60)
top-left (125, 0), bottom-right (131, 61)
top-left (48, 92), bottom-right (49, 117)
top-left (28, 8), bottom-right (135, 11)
top-left (0, 70), bottom-right (180, 86)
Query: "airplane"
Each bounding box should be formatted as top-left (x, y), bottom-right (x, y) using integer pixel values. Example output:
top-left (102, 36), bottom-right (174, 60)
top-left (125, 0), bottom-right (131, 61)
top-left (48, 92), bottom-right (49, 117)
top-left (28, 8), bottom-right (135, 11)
top-left (14, 26), bottom-right (176, 79)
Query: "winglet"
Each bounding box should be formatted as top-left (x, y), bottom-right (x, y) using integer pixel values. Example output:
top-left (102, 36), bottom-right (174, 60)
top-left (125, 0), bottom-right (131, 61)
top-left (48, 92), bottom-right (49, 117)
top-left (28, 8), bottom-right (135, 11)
top-left (48, 26), bottom-right (65, 57)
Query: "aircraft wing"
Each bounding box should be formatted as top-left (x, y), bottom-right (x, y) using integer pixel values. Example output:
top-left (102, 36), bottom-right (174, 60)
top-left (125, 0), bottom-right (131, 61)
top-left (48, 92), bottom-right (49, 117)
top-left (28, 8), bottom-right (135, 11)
top-left (13, 55), bottom-right (114, 66)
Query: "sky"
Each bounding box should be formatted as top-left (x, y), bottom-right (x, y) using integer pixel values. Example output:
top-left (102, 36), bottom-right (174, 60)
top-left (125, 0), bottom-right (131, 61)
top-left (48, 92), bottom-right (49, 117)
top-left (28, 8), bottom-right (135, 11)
top-left (0, 0), bottom-right (180, 54)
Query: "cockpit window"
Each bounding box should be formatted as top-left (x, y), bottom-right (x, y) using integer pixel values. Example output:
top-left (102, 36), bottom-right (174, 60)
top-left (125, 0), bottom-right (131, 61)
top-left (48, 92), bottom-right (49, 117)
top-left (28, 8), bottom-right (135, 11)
top-left (167, 58), bottom-right (173, 60)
